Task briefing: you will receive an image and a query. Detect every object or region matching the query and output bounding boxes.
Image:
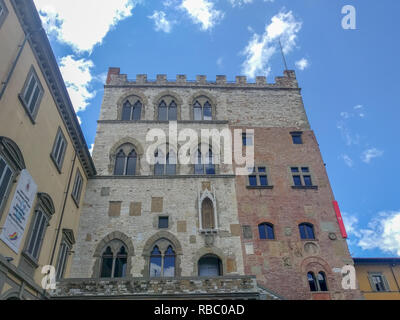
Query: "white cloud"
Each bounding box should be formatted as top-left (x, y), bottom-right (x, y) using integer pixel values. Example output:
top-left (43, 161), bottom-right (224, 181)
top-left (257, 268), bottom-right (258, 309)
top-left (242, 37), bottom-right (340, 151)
top-left (89, 143), bottom-right (94, 155)
top-left (217, 57), bottom-right (223, 68)
top-left (180, 0), bottom-right (224, 31)
top-left (59, 55), bottom-right (95, 113)
top-left (229, 0), bottom-right (253, 7)
top-left (336, 121), bottom-right (360, 146)
top-left (148, 11), bottom-right (174, 33)
top-left (34, 0), bottom-right (139, 53)
top-left (361, 148), bottom-right (384, 164)
top-left (340, 154), bottom-right (354, 167)
top-left (344, 211), bottom-right (400, 256)
top-left (295, 58), bottom-right (309, 70)
top-left (241, 11), bottom-right (302, 78)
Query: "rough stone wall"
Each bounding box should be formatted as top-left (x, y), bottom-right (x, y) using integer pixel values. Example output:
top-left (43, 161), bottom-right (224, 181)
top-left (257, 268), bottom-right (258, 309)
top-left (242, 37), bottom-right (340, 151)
top-left (70, 177), bottom-right (244, 278)
top-left (232, 127), bottom-right (362, 300)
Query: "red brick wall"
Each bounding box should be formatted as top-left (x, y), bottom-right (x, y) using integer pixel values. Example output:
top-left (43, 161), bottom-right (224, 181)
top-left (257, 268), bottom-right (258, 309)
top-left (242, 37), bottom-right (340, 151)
top-left (232, 127), bottom-right (362, 300)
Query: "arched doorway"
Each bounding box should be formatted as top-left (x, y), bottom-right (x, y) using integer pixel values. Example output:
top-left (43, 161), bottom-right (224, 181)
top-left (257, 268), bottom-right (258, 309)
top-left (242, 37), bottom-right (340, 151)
top-left (198, 254), bottom-right (222, 276)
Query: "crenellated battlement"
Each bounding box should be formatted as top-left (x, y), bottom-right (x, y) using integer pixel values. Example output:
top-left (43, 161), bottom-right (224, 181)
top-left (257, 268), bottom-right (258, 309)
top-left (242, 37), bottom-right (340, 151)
top-left (105, 68), bottom-right (299, 89)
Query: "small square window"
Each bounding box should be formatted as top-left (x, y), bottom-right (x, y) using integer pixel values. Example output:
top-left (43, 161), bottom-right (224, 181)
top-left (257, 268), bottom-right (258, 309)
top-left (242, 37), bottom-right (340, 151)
top-left (291, 132), bottom-right (303, 144)
top-left (301, 167), bottom-right (309, 173)
top-left (258, 167), bottom-right (266, 173)
top-left (291, 167), bottom-right (299, 173)
top-left (158, 217), bottom-right (169, 229)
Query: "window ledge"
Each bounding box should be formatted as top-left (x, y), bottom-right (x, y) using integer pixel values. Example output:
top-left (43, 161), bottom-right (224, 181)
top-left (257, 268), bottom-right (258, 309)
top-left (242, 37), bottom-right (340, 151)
top-left (246, 186), bottom-right (274, 190)
top-left (21, 251), bottom-right (39, 269)
top-left (292, 186), bottom-right (318, 190)
top-left (199, 229), bottom-right (218, 234)
top-left (18, 94), bottom-right (36, 125)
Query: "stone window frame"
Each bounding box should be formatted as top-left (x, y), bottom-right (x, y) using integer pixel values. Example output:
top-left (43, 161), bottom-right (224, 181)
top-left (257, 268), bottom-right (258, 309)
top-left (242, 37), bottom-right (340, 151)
top-left (190, 93), bottom-right (217, 121)
top-left (120, 96), bottom-right (145, 121)
top-left (55, 229), bottom-right (75, 280)
top-left (192, 143), bottom-right (218, 175)
top-left (22, 193), bottom-right (55, 267)
top-left (242, 132), bottom-right (254, 146)
top-left (0, 0), bottom-right (9, 29)
top-left (198, 189), bottom-right (218, 232)
top-left (0, 137), bottom-right (25, 218)
top-left (289, 165), bottom-right (318, 190)
top-left (153, 91), bottom-right (182, 121)
top-left (368, 272), bottom-right (390, 292)
top-left (50, 127), bottom-right (68, 173)
top-left (92, 231), bottom-right (135, 279)
top-left (151, 143), bottom-right (179, 176)
top-left (116, 91), bottom-right (148, 121)
top-left (142, 231), bottom-right (183, 278)
top-left (108, 138), bottom-right (144, 176)
top-left (290, 131), bottom-right (303, 145)
top-left (71, 169), bottom-right (83, 207)
top-left (18, 66), bottom-right (44, 124)
top-left (246, 165), bottom-right (273, 189)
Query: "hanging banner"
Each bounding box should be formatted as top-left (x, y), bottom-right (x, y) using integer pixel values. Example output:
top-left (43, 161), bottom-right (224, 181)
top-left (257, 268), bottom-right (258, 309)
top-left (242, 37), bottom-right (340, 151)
top-left (0, 169), bottom-right (37, 254)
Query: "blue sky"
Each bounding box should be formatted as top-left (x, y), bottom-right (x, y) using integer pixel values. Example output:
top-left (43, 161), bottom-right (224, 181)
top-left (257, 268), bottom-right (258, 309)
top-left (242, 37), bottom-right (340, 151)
top-left (33, 0), bottom-right (400, 258)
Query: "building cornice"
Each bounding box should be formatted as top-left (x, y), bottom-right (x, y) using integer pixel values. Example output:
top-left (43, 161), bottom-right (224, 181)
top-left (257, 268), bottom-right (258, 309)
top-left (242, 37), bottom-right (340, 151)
top-left (10, 0), bottom-right (96, 177)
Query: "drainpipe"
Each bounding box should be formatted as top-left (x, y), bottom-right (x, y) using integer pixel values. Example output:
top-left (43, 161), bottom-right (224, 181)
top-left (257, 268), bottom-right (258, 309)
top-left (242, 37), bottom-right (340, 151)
top-left (49, 152), bottom-right (77, 267)
top-left (0, 28), bottom-right (43, 100)
top-left (390, 263), bottom-right (400, 292)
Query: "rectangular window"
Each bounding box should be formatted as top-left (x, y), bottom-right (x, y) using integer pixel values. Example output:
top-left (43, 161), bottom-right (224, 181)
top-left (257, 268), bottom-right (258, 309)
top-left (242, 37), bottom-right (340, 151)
top-left (19, 68), bottom-right (44, 121)
top-left (291, 167), bottom-right (315, 187)
top-left (56, 241), bottom-right (70, 279)
top-left (158, 217), bottom-right (169, 229)
top-left (248, 166), bottom-right (270, 187)
top-left (0, 0), bottom-right (8, 29)
top-left (71, 170), bottom-right (83, 205)
top-left (51, 129), bottom-right (67, 172)
top-left (25, 209), bottom-right (49, 261)
top-left (291, 132), bottom-right (303, 144)
top-left (0, 156), bottom-right (13, 212)
top-left (371, 274), bottom-right (389, 292)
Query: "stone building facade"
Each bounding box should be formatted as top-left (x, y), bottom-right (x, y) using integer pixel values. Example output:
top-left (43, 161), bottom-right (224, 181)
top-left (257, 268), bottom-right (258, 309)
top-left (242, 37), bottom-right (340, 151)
top-left (0, 0), bottom-right (95, 300)
top-left (57, 68), bottom-right (361, 300)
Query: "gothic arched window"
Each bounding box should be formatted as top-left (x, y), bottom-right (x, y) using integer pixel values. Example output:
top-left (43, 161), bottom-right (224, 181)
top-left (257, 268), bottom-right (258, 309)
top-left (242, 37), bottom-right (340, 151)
top-left (149, 243), bottom-right (176, 277)
top-left (121, 99), bottom-right (142, 120)
top-left (198, 254), bottom-right (222, 276)
top-left (154, 149), bottom-right (177, 176)
top-left (100, 241), bottom-right (128, 278)
top-left (193, 99), bottom-right (213, 121)
top-left (201, 198), bottom-right (215, 230)
top-left (194, 148), bottom-right (215, 175)
top-left (158, 99), bottom-right (178, 121)
top-left (113, 144), bottom-right (137, 176)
